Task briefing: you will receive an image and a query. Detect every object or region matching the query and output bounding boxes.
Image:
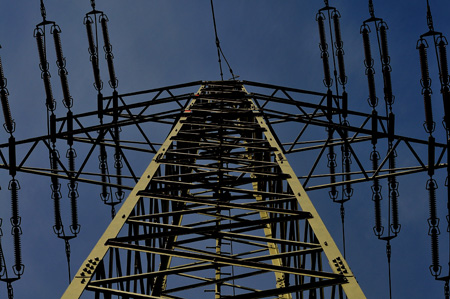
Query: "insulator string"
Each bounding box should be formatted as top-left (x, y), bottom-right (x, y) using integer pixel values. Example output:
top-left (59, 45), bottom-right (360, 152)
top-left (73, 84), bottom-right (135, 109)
top-left (35, 5), bottom-right (79, 281)
top-left (371, 149), bottom-right (384, 237)
top-left (0, 56), bottom-right (14, 134)
top-left (332, 10), bottom-right (347, 87)
top-left (0, 46), bottom-right (22, 296)
top-left (416, 2), bottom-right (450, 282)
top-left (327, 128), bottom-right (338, 201)
top-left (84, 16), bottom-right (103, 91)
top-left (85, 5), bottom-right (120, 217)
top-left (52, 26), bottom-right (72, 109)
top-left (35, 28), bottom-right (55, 111)
top-left (378, 22), bottom-right (394, 107)
top-left (317, 12), bottom-right (332, 88)
top-left (318, 3), bottom-right (352, 257)
top-left (362, 6), bottom-right (400, 297)
top-left (100, 14), bottom-right (118, 89)
top-left (362, 25), bottom-right (378, 108)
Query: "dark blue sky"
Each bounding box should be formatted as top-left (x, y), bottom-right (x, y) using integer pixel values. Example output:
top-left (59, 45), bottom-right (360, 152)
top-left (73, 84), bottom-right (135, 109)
top-left (0, 0), bottom-right (449, 298)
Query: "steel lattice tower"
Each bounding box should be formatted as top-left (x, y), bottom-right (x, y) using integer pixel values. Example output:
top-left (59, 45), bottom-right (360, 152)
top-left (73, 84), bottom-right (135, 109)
top-left (62, 81), bottom-right (367, 298)
top-left (0, 1), bottom-right (449, 298)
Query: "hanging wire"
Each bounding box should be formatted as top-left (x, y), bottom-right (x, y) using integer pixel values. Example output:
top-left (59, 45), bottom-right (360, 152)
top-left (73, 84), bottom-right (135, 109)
top-left (210, 0), bottom-right (236, 80)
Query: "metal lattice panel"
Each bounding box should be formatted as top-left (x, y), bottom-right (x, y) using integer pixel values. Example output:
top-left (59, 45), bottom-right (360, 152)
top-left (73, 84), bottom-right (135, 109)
top-left (62, 81), bottom-right (365, 298)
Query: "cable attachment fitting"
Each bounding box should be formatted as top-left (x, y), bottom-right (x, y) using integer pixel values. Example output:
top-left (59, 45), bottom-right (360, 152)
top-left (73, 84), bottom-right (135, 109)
top-left (426, 0), bottom-right (434, 32)
top-left (368, 0), bottom-right (375, 18)
top-left (445, 280), bottom-right (449, 299)
top-left (40, 0), bottom-right (47, 21)
top-left (90, 0), bottom-right (96, 10)
top-left (7, 282), bottom-right (13, 299)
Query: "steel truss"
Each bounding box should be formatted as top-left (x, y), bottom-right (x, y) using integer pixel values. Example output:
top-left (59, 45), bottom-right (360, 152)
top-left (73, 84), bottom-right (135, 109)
top-left (0, 80), bottom-right (441, 298)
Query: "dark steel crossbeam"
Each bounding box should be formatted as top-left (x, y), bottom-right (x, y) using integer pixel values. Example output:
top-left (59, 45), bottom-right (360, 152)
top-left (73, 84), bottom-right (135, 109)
top-left (115, 214), bottom-right (309, 243)
top-left (105, 240), bottom-right (341, 280)
top-left (224, 278), bottom-right (347, 299)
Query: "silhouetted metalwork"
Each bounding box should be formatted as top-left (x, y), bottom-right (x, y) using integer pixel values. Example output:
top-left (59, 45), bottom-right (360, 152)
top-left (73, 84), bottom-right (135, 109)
top-left (0, 0), bottom-right (448, 298)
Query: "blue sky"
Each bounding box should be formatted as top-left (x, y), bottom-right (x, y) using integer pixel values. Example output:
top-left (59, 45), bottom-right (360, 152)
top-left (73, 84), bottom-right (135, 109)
top-left (0, 0), bottom-right (449, 298)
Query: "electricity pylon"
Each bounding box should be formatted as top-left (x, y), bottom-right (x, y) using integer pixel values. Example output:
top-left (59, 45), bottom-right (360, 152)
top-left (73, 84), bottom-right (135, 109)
top-left (61, 81), bottom-right (367, 298)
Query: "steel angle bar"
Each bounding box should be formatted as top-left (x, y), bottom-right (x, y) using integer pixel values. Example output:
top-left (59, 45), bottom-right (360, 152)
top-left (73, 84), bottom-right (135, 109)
top-left (285, 136), bottom-right (372, 154)
top-left (17, 140), bottom-right (40, 169)
top-left (225, 277), bottom-right (347, 299)
top-left (101, 93), bottom-right (192, 115)
top-left (172, 137), bottom-right (270, 150)
top-left (254, 107), bottom-right (366, 298)
top-left (73, 128), bottom-right (109, 180)
top-left (153, 161), bottom-right (288, 178)
top-left (113, 214), bottom-right (310, 244)
top-left (286, 104), bottom-right (327, 153)
top-left (333, 126), bottom-right (370, 180)
top-left (273, 113), bottom-right (443, 148)
top-left (128, 208), bottom-right (305, 235)
top-left (89, 263), bottom-right (214, 287)
top-left (129, 206), bottom-right (217, 221)
top-left (136, 192), bottom-right (309, 216)
top-left (281, 88), bottom-right (323, 117)
top-left (372, 138), bottom-right (402, 178)
top-left (178, 121), bottom-right (264, 132)
top-left (242, 80), bottom-right (334, 98)
top-left (85, 285), bottom-right (175, 299)
top-left (0, 164), bottom-right (134, 190)
top-left (157, 153), bottom-right (278, 167)
top-left (117, 97), bottom-right (158, 153)
top-left (105, 240), bottom-right (342, 280)
top-left (107, 127), bottom-right (139, 183)
top-left (167, 138), bottom-right (271, 151)
top-left (218, 230), bottom-right (321, 248)
top-left (165, 270), bottom-right (267, 294)
top-left (304, 163), bottom-right (447, 192)
top-left (220, 186), bottom-right (296, 199)
top-left (403, 140), bottom-right (427, 169)
top-left (243, 248), bottom-right (324, 263)
top-left (302, 130), bottom-right (333, 188)
top-left (103, 80), bottom-right (202, 100)
top-left (252, 92), bottom-right (374, 120)
top-left (259, 87), bottom-right (281, 109)
top-left (298, 165), bottom-right (427, 180)
top-left (73, 137), bottom-right (159, 154)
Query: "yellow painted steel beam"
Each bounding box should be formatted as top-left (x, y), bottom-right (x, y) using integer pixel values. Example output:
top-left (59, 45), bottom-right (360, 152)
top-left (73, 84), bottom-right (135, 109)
top-left (252, 101), bottom-right (367, 298)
